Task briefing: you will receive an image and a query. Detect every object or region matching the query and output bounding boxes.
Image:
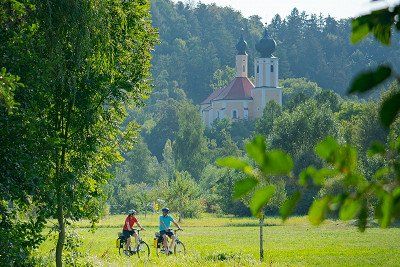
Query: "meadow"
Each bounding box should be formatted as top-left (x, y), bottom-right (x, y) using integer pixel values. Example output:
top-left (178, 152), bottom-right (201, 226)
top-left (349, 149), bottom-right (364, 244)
top-left (35, 214), bottom-right (400, 266)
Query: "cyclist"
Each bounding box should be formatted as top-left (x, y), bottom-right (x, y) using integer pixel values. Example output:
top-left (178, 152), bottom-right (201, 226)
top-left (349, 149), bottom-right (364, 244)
top-left (122, 209), bottom-right (144, 256)
top-left (159, 207), bottom-right (182, 254)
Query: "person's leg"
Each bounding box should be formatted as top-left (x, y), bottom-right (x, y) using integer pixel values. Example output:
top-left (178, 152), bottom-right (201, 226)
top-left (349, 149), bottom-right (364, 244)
top-left (125, 236), bottom-right (131, 251)
top-left (162, 234), bottom-right (169, 252)
top-left (133, 232), bottom-right (139, 249)
top-left (169, 235), bottom-right (176, 252)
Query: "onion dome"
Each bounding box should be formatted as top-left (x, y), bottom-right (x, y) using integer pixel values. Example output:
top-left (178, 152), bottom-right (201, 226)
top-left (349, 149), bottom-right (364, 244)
top-left (236, 30), bottom-right (247, 55)
top-left (256, 29), bottom-right (276, 57)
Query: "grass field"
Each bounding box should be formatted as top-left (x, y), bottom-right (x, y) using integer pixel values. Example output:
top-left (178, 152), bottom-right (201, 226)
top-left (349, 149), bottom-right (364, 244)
top-left (36, 214), bottom-right (400, 266)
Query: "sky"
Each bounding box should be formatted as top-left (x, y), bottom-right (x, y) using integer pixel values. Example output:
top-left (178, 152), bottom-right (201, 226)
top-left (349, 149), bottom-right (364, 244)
top-left (176, 0), bottom-right (399, 22)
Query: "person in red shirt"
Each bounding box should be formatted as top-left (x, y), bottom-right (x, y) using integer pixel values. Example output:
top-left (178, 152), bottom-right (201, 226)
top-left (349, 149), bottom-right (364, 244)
top-left (122, 209), bottom-right (144, 255)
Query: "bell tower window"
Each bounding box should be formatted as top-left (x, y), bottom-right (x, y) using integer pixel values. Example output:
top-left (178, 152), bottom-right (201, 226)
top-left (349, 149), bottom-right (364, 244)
top-left (271, 65), bottom-right (274, 72)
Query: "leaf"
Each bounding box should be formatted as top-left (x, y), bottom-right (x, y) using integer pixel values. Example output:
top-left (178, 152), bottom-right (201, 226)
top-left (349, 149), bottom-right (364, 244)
top-left (373, 167), bottom-right (390, 180)
top-left (216, 157), bottom-right (255, 176)
top-left (313, 168), bottom-right (337, 186)
top-left (351, 8), bottom-right (395, 45)
top-left (349, 65), bottom-right (392, 94)
top-left (280, 191), bottom-right (301, 221)
top-left (339, 198), bottom-right (362, 221)
top-left (249, 185), bottom-right (275, 216)
top-left (216, 157), bottom-right (249, 170)
top-left (351, 20), bottom-right (370, 44)
top-left (262, 150), bottom-right (294, 176)
top-left (308, 196), bottom-right (330, 226)
top-left (299, 166), bottom-right (317, 187)
top-left (379, 92), bottom-right (400, 128)
top-left (233, 177), bottom-right (258, 199)
top-left (380, 192), bottom-right (393, 228)
top-left (367, 141), bottom-right (386, 157)
top-left (245, 135), bottom-right (267, 168)
top-left (315, 136), bottom-right (339, 161)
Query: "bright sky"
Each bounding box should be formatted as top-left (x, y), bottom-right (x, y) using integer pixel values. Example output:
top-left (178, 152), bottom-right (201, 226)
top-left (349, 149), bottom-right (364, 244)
top-left (177, 0), bottom-right (399, 22)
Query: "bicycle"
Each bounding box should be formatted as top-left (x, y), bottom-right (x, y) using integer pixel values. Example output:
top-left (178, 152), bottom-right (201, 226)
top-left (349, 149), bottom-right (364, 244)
top-left (154, 229), bottom-right (186, 256)
top-left (116, 229), bottom-right (150, 258)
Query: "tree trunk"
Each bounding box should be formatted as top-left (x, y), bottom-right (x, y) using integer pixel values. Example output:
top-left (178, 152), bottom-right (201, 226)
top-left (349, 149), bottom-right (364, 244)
top-left (259, 215), bottom-right (264, 262)
top-left (55, 202), bottom-right (65, 267)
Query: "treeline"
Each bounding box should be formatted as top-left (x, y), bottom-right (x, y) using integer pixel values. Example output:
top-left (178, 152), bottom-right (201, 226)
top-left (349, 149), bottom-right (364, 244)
top-left (150, 0), bottom-right (400, 104)
top-left (109, 77), bottom-right (399, 217)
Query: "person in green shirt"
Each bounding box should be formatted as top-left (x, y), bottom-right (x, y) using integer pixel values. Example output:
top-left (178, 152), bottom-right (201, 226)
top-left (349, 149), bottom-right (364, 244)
top-left (159, 207), bottom-right (182, 254)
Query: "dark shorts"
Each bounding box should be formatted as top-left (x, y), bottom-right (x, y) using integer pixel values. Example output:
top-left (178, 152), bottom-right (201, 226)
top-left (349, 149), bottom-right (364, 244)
top-left (122, 229), bottom-right (136, 239)
top-left (160, 230), bottom-right (174, 238)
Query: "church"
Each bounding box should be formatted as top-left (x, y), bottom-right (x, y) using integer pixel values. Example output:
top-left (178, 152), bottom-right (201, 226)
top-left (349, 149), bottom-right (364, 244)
top-left (200, 29), bottom-right (282, 127)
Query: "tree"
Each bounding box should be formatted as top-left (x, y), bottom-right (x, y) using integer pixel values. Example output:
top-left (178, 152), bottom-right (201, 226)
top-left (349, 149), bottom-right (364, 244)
top-left (156, 171), bottom-right (204, 219)
top-left (173, 101), bottom-right (209, 179)
top-left (1, 1), bottom-right (157, 265)
top-left (217, 136), bottom-right (293, 261)
top-left (210, 66), bottom-right (235, 91)
top-left (255, 101), bottom-right (282, 137)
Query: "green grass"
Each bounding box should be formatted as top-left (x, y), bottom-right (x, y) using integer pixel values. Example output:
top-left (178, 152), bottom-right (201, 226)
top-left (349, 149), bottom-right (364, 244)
top-left (36, 214), bottom-right (400, 266)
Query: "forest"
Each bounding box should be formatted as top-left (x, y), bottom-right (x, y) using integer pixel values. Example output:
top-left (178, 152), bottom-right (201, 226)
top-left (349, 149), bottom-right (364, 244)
top-left (108, 0), bottom-right (400, 218)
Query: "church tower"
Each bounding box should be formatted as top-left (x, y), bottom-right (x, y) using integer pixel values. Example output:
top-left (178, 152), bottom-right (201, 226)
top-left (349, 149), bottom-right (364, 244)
top-left (252, 29), bottom-right (282, 118)
top-left (235, 31), bottom-right (248, 78)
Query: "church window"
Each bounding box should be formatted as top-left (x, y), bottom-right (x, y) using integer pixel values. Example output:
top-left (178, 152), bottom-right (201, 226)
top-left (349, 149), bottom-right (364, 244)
top-left (257, 66), bottom-right (259, 73)
top-left (244, 108), bottom-right (248, 119)
top-left (232, 110), bottom-right (238, 119)
top-left (271, 65), bottom-right (274, 72)
top-left (243, 65), bottom-right (245, 72)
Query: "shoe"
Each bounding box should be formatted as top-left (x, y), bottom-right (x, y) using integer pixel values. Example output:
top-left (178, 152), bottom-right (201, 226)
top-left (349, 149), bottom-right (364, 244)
top-left (168, 251), bottom-right (173, 255)
top-left (124, 250), bottom-right (130, 256)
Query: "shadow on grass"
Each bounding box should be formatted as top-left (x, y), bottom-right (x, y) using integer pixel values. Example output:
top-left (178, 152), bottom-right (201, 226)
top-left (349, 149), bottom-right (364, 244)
top-left (225, 222), bottom-right (281, 227)
top-left (205, 252), bottom-right (253, 262)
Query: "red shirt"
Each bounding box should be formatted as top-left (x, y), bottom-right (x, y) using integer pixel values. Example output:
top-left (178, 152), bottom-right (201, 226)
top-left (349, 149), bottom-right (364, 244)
top-left (123, 215), bottom-right (138, 230)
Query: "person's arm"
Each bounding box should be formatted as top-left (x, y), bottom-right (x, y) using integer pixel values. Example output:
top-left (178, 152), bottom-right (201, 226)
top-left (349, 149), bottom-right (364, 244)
top-left (136, 221), bottom-right (145, 230)
top-left (172, 219), bottom-right (182, 230)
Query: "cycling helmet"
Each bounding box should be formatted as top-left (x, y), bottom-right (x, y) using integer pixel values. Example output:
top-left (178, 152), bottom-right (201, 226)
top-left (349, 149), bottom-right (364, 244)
top-left (161, 207), bottom-right (169, 213)
top-left (128, 209), bottom-right (137, 215)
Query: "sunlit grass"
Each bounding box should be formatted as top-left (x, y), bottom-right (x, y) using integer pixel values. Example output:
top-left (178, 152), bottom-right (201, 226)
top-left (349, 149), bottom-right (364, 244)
top-left (36, 214), bottom-right (400, 266)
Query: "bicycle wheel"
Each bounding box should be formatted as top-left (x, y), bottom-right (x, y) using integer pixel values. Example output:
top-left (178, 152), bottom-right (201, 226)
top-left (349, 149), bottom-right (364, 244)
top-left (137, 241), bottom-right (150, 258)
top-left (174, 241), bottom-right (186, 255)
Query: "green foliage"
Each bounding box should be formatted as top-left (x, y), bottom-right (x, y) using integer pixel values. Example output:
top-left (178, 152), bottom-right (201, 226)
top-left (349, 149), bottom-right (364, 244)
top-left (217, 135), bottom-right (293, 217)
top-left (210, 66), bottom-right (235, 91)
top-left (249, 186), bottom-right (276, 216)
top-left (199, 165), bottom-right (250, 216)
top-left (349, 66), bottom-right (392, 94)
top-left (173, 101), bottom-right (209, 179)
top-left (1, 0), bottom-right (157, 264)
top-left (156, 171), bottom-right (204, 218)
top-left (348, 2), bottom-right (400, 128)
top-left (380, 91), bottom-right (400, 127)
top-left (279, 191), bottom-right (301, 221)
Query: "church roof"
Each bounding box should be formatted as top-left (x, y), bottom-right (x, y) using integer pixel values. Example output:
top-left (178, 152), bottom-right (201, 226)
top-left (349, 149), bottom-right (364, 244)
top-left (201, 77), bottom-right (254, 105)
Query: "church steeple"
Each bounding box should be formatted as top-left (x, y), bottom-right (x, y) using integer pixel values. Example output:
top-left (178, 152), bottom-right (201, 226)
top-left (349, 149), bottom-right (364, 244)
top-left (252, 27), bottom-right (282, 117)
top-left (236, 30), bottom-right (247, 55)
top-left (235, 30), bottom-right (248, 77)
top-left (254, 27), bottom-right (279, 88)
top-left (256, 29), bottom-right (276, 58)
